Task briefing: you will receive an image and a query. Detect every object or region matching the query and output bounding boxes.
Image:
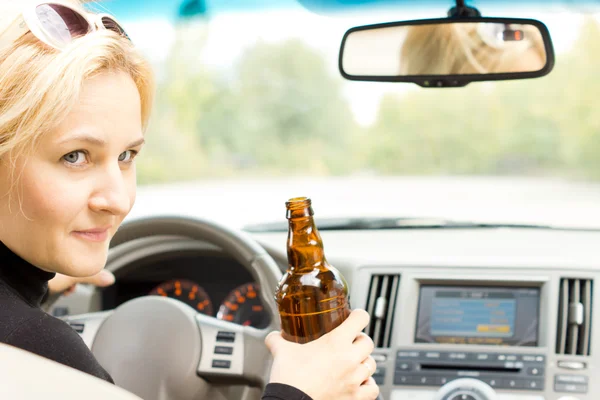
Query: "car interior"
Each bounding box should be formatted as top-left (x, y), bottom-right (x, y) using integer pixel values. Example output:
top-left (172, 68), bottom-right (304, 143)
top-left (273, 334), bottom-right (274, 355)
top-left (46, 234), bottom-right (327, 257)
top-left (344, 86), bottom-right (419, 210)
top-left (1, 0), bottom-right (599, 400)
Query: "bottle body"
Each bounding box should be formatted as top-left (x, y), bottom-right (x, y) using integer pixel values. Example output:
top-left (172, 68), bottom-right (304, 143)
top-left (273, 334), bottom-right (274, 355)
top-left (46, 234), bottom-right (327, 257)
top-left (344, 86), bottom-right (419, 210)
top-left (276, 197), bottom-right (351, 344)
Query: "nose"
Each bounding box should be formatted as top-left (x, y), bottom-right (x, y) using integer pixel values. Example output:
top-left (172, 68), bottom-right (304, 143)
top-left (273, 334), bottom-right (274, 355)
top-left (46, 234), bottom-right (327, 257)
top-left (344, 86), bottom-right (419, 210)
top-left (88, 164), bottom-right (134, 216)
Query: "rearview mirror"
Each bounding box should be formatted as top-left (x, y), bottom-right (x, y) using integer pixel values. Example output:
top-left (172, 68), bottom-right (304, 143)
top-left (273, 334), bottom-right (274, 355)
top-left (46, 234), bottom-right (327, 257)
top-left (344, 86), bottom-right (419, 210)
top-left (339, 18), bottom-right (555, 87)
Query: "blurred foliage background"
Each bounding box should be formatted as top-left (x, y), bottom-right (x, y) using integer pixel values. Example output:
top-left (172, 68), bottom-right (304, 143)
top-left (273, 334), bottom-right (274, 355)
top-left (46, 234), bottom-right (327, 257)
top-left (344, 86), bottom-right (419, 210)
top-left (136, 17), bottom-right (600, 185)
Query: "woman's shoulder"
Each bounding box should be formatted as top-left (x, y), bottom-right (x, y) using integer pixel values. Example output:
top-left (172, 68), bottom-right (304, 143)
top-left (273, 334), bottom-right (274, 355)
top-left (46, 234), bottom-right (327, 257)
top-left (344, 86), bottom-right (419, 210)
top-left (1, 311), bottom-right (113, 383)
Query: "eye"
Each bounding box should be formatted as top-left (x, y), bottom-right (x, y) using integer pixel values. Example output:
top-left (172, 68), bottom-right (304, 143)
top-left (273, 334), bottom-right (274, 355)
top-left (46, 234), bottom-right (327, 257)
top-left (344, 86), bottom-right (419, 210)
top-left (118, 150), bottom-right (137, 163)
top-left (62, 150), bottom-right (87, 166)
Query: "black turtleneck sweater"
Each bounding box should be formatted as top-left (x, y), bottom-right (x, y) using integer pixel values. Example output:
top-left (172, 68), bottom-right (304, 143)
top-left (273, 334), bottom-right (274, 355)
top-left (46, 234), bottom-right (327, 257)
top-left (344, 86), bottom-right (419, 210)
top-left (0, 241), bottom-right (311, 400)
top-left (0, 240), bottom-right (114, 382)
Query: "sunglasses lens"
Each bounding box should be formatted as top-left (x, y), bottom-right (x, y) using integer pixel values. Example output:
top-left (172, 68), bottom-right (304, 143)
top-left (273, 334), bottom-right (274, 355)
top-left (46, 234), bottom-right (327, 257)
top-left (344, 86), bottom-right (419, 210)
top-left (101, 16), bottom-right (130, 40)
top-left (35, 4), bottom-right (90, 47)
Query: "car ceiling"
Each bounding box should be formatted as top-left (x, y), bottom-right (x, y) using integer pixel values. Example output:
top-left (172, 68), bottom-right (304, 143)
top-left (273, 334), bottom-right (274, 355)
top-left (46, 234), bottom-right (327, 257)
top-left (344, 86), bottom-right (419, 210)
top-left (94, 0), bottom-right (600, 21)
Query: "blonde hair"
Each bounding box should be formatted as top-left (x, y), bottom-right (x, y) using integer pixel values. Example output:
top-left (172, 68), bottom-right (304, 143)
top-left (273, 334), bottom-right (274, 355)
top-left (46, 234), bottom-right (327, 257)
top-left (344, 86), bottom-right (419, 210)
top-left (0, 1), bottom-right (155, 165)
top-left (399, 23), bottom-right (546, 75)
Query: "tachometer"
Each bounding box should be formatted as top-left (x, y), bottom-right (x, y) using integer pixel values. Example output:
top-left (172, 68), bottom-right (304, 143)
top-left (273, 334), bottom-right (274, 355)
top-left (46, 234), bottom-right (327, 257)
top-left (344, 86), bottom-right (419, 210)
top-left (217, 283), bottom-right (270, 328)
top-left (149, 279), bottom-right (213, 315)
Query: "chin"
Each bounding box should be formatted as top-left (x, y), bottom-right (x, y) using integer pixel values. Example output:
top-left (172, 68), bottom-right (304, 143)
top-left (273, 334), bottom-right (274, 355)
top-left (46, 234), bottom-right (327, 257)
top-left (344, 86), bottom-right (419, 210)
top-left (59, 247), bottom-right (109, 278)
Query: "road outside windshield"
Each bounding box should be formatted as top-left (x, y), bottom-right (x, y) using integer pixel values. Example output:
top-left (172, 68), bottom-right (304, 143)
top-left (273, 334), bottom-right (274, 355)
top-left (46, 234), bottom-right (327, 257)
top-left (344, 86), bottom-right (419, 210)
top-left (92, 2), bottom-right (600, 228)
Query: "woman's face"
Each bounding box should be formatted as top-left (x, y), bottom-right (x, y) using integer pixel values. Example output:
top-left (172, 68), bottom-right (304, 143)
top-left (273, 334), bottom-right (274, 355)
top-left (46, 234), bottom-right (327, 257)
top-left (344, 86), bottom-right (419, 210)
top-left (0, 71), bottom-right (143, 277)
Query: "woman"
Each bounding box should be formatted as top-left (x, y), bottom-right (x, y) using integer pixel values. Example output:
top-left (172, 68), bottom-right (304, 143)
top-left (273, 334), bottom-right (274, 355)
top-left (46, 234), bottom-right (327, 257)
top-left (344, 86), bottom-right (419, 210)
top-left (399, 23), bottom-right (546, 75)
top-left (0, 1), bottom-right (379, 400)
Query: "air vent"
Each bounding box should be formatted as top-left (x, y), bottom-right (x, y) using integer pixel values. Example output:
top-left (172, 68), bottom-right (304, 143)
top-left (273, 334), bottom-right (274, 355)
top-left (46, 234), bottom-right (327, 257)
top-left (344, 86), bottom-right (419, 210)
top-left (364, 274), bottom-right (400, 348)
top-left (556, 278), bottom-right (593, 356)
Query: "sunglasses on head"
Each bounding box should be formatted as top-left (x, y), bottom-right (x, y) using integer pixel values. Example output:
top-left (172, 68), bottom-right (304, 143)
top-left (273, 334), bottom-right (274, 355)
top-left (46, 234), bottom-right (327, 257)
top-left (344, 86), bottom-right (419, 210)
top-left (0, 1), bottom-right (129, 51)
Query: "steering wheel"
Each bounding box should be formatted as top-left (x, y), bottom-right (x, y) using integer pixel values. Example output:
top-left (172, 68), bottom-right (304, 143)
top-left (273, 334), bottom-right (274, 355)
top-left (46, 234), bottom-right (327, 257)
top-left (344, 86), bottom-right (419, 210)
top-left (62, 216), bottom-right (283, 400)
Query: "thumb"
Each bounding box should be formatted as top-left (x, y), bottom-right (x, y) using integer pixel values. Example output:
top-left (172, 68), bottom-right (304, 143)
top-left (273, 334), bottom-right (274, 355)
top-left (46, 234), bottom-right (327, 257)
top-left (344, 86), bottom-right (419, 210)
top-left (265, 331), bottom-right (285, 355)
top-left (78, 270), bottom-right (115, 287)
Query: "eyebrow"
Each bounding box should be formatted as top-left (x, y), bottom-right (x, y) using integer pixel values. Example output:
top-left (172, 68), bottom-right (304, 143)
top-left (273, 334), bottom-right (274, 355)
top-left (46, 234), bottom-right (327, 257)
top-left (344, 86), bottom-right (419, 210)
top-left (58, 134), bottom-right (145, 148)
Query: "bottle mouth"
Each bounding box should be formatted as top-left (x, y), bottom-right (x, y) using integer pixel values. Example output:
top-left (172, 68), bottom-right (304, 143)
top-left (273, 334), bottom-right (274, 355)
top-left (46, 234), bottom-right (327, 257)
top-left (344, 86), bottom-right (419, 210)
top-left (286, 197), bottom-right (311, 209)
top-left (286, 197), bottom-right (313, 218)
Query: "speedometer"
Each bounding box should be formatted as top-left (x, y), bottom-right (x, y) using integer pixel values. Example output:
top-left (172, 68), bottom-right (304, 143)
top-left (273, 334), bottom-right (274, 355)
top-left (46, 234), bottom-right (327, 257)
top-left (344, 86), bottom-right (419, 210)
top-left (217, 283), bottom-right (270, 328)
top-left (149, 279), bottom-right (213, 316)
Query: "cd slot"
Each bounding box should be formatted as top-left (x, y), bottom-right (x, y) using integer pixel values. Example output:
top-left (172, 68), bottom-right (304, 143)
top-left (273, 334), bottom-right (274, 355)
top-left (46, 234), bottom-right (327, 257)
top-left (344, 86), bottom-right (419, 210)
top-left (420, 363), bottom-right (521, 373)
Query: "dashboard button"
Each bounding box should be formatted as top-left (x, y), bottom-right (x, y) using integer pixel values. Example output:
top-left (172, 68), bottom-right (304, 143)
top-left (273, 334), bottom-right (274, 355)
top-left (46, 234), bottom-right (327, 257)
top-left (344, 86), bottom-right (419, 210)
top-left (555, 383), bottom-right (588, 394)
top-left (446, 352), bottom-right (468, 361)
top-left (483, 377), bottom-right (500, 388)
top-left (214, 346), bottom-right (233, 355)
top-left (503, 378), bottom-right (525, 389)
top-left (558, 361), bottom-right (587, 370)
top-left (555, 375), bottom-right (588, 384)
top-left (528, 367), bottom-right (544, 376)
top-left (397, 351), bottom-right (421, 359)
top-left (396, 362), bottom-right (413, 371)
top-left (212, 359), bottom-right (231, 369)
top-left (216, 331), bottom-right (235, 343)
top-left (394, 374), bottom-right (414, 385)
top-left (524, 379), bottom-right (545, 390)
top-left (424, 352), bottom-right (442, 360)
top-left (473, 353), bottom-right (491, 361)
top-left (69, 323), bottom-right (85, 334)
top-left (415, 376), bottom-right (434, 386)
top-left (437, 376), bottom-right (454, 385)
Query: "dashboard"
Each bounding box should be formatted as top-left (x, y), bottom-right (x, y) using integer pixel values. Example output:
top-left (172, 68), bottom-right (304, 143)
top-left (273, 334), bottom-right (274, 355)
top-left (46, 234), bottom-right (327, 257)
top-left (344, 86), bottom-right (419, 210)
top-left (50, 225), bottom-right (600, 400)
top-left (253, 228), bottom-right (600, 400)
top-left (100, 252), bottom-right (271, 329)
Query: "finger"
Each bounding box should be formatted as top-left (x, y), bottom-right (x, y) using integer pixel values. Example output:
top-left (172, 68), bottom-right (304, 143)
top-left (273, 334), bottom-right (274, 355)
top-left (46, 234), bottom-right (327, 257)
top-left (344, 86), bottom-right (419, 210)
top-left (356, 377), bottom-right (380, 400)
top-left (352, 332), bottom-right (375, 360)
top-left (77, 270), bottom-right (115, 287)
top-left (47, 274), bottom-right (76, 294)
top-left (265, 331), bottom-right (284, 356)
top-left (351, 356), bottom-right (376, 385)
top-left (332, 309), bottom-right (370, 343)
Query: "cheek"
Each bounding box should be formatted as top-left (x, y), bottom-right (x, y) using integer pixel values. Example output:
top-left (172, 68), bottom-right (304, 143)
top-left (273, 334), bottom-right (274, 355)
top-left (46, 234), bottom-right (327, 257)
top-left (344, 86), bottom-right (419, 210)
top-left (19, 161), bottom-right (88, 227)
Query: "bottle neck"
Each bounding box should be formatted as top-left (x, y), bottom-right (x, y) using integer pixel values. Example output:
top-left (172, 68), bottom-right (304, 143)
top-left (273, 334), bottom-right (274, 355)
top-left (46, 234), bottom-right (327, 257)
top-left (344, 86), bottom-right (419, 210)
top-left (287, 216), bottom-right (327, 272)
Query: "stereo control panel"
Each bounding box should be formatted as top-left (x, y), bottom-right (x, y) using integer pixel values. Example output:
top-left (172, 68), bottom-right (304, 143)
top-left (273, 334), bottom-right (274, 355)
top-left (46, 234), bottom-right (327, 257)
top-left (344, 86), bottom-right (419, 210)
top-left (394, 349), bottom-right (546, 391)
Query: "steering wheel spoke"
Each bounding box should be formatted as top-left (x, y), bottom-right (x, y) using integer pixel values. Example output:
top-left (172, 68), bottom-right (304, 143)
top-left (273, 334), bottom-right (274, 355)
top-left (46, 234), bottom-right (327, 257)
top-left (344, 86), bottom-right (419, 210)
top-left (195, 314), bottom-right (271, 387)
top-left (61, 311), bottom-right (113, 349)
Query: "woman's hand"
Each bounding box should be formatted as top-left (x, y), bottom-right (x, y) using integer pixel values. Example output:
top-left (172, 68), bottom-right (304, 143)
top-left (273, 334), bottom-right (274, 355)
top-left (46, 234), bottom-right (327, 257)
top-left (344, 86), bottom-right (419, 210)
top-left (266, 309), bottom-right (379, 400)
top-left (48, 270), bottom-right (115, 296)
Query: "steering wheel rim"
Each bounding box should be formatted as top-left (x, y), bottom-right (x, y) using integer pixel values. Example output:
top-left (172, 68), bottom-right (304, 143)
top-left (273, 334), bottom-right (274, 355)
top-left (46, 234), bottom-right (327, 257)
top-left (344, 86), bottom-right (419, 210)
top-left (67, 215), bottom-right (284, 400)
top-left (108, 215), bottom-right (283, 322)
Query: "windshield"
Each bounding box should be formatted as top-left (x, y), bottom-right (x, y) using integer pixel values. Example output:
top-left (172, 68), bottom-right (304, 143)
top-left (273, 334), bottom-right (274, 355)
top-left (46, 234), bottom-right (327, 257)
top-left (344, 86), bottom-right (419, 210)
top-left (94, 1), bottom-right (600, 229)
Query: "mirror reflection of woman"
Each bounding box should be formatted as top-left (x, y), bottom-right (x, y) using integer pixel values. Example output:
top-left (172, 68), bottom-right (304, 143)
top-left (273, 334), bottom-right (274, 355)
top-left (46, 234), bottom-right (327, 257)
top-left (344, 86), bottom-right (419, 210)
top-left (399, 23), bottom-right (546, 75)
top-left (0, 1), bottom-right (378, 399)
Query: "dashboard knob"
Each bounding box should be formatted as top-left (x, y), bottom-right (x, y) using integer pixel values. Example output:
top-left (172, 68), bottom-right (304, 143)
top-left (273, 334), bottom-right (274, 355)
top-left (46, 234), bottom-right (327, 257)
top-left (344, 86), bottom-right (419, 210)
top-left (433, 378), bottom-right (497, 400)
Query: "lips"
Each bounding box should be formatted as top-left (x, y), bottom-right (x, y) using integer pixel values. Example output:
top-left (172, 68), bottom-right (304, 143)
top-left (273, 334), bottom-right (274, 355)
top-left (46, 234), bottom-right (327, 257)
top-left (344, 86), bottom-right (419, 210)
top-left (72, 225), bottom-right (112, 243)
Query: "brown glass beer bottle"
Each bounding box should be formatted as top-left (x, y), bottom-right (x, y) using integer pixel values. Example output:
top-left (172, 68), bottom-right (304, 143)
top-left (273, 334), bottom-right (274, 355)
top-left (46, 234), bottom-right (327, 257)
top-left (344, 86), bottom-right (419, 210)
top-left (275, 197), bottom-right (351, 344)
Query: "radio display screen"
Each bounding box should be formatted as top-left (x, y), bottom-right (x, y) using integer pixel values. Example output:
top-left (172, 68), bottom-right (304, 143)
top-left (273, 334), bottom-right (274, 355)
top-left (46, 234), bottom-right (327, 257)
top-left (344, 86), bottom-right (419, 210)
top-left (415, 286), bottom-right (540, 346)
